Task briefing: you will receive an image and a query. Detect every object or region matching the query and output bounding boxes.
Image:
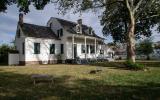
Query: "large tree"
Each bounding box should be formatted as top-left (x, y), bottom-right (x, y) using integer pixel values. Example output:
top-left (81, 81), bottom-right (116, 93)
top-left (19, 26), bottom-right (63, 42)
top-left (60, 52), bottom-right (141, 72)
top-left (1, 0), bottom-right (160, 63)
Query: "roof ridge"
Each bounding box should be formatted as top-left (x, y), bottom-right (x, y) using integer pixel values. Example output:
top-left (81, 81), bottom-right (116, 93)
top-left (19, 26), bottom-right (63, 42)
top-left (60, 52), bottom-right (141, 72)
top-left (23, 23), bottom-right (49, 28)
top-left (51, 17), bottom-right (89, 27)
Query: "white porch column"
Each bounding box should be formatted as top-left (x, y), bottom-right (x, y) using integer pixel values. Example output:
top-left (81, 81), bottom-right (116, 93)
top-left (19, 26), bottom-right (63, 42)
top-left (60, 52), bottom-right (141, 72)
top-left (95, 38), bottom-right (97, 58)
top-left (85, 36), bottom-right (87, 59)
top-left (72, 35), bottom-right (74, 59)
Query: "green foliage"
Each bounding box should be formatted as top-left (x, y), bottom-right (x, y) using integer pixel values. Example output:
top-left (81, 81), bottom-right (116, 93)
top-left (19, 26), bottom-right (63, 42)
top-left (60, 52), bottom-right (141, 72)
top-left (0, 0), bottom-right (51, 13)
top-left (0, 44), bottom-right (16, 65)
top-left (101, 0), bottom-right (160, 43)
top-left (136, 38), bottom-right (154, 60)
top-left (81, 0), bottom-right (93, 11)
top-left (125, 60), bottom-right (145, 70)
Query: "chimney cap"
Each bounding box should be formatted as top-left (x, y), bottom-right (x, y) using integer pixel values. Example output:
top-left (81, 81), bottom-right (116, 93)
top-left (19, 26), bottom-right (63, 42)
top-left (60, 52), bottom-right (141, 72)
top-left (19, 13), bottom-right (23, 25)
top-left (77, 19), bottom-right (82, 24)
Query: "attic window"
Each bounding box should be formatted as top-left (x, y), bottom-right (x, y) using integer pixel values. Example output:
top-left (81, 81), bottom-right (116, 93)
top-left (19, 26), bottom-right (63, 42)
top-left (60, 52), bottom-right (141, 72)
top-left (57, 28), bottom-right (63, 38)
top-left (89, 28), bottom-right (93, 35)
top-left (76, 25), bottom-right (82, 34)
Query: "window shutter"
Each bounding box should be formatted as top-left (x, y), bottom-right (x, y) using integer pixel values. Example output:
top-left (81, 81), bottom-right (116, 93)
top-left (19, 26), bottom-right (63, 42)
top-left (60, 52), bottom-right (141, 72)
top-left (57, 30), bottom-right (59, 37)
top-left (61, 44), bottom-right (64, 54)
top-left (22, 42), bottom-right (25, 54)
top-left (87, 45), bottom-right (89, 54)
top-left (60, 29), bottom-right (63, 36)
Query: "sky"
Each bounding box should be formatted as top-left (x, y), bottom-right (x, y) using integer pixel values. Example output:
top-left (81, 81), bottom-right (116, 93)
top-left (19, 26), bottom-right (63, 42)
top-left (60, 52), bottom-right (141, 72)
top-left (0, 3), bottom-right (159, 44)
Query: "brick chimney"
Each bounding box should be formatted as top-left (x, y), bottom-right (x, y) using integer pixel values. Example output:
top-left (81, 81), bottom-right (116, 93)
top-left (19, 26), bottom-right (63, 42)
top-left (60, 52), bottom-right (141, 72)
top-left (19, 13), bottom-right (23, 25)
top-left (77, 19), bottom-right (82, 25)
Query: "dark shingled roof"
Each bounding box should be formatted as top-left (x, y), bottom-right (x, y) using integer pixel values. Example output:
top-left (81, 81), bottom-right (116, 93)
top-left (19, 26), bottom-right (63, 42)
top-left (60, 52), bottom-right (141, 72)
top-left (21, 23), bottom-right (59, 39)
top-left (55, 18), bottom-right (103, 39)
top-left (55, 18), bottom-right (88, 30)
top-left (67, 28), bottom-right (103, 39)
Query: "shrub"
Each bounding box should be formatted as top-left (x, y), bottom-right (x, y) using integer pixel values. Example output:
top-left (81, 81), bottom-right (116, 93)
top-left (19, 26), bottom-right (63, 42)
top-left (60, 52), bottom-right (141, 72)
top-left (125, 60), bottom-right (145, 70)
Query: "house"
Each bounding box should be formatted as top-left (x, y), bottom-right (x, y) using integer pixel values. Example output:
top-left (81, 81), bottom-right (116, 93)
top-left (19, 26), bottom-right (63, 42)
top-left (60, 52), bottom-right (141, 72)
top-left (13, 13), bottom-right (105, 65)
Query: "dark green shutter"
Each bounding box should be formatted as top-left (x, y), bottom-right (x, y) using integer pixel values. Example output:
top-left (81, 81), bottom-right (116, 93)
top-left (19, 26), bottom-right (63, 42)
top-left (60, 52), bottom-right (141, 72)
top-left (61, 44), bottom-right (64, 54)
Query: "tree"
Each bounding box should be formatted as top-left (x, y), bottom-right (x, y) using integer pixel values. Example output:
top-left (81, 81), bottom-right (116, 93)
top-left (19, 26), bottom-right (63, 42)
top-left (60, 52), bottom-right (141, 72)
top-left (136, 38), bottom-right (153, 60)
top-left (1, 0), bottom-right (160, 63)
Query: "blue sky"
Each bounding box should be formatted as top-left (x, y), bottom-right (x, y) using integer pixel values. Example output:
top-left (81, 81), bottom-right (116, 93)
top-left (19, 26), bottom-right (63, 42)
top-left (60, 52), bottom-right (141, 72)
top-left (0, 4), bottom-right (159, 44)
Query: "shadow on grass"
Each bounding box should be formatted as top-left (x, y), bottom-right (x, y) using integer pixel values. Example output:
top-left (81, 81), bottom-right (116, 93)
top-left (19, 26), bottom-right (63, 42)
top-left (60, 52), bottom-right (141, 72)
top-left (0, 69), bottom-right (160, 100)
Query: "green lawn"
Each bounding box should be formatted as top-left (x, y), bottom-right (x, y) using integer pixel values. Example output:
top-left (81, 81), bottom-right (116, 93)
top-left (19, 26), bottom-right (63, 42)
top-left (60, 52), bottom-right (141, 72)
top-left (0, 64), bottom-right (160, 100)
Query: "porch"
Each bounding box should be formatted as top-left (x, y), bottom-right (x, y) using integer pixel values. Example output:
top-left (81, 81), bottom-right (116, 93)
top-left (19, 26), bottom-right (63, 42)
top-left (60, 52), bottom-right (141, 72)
top-left (66, 34), bottom-right (105, 60)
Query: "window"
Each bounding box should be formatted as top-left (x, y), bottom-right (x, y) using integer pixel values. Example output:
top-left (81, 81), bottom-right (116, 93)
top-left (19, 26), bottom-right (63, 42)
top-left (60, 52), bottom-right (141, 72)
top-left (89, 28), bottom-right (92, 35)
top-left (81, 44), bottom-right (85, 53)
top-left (61, 44), bottom-right (64, 54)
top-left (87, 45), bottom-right (89, 54)
top-left (90, 45), bottom-right (95, 54)
top-left (50, 44), bottom-right (55, 54)
top-left (60, 29), bottom-right (63, 36)
top-left (100, 50), bottom-right (104, 54)
top-left (57, 30), bottom-right (60, 37)
top-left (57, 28), bottom-right (63, 38)
top-left (22, 42), bottom-right (25, 54)
top-left (34, 43), bottom-right (40, 54)
top-left (76, 25), bottom-right (82, 33)
top-left (77, 26), bottom-right (80, 32)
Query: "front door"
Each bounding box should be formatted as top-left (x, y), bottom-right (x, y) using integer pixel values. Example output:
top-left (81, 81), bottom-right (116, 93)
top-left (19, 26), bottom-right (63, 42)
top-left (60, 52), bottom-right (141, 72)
top-left (74, 44), bottom-right (77, 59)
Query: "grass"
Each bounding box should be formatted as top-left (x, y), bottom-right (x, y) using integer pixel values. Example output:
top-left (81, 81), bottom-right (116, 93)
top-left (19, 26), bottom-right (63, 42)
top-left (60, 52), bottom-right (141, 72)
top-left (0, 64), bottom-right (160, 100)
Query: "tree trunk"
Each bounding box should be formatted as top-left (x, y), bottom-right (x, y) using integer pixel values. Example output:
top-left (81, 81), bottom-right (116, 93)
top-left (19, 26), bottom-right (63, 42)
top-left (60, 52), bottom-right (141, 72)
top-left (127, 13), bottom-right (136, 63)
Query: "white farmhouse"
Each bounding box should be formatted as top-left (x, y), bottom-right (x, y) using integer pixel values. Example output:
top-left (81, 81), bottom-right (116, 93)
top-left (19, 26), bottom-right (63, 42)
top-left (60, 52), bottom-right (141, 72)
top-left (14, 13), bottom-right (106, 65)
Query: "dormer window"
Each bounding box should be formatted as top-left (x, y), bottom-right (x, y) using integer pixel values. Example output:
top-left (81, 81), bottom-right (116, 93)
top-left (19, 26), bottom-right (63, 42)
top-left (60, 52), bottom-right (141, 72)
top-left (89, 28), bottom-right (93, 35)
top-left (57, 28), bottom-right (63, 38)
top-left (76, 24), bottom-right (82, 34)
top-left (76, 19), bottom-right (82, 34)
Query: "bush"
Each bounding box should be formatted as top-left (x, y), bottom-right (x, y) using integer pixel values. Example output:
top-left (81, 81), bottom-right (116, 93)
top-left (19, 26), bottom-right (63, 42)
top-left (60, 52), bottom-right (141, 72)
top-left (125, 60), bottom-right (145, 70)
top-left (0, 44), bottom-right (16, 65)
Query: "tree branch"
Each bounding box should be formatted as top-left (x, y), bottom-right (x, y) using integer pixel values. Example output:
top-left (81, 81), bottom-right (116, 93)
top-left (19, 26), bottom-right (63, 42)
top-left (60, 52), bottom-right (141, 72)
top-left (141, 14), bottom-right (160, 20)
top-left (125, 0), bottom-right (131, 11)
top-left (133, 0), bottom-right (143, 12)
